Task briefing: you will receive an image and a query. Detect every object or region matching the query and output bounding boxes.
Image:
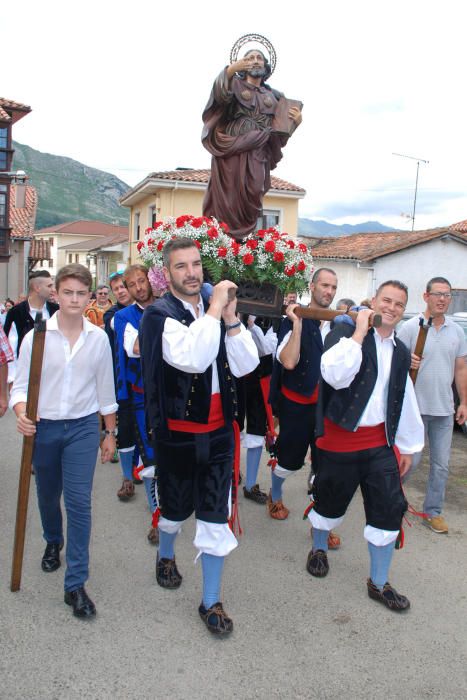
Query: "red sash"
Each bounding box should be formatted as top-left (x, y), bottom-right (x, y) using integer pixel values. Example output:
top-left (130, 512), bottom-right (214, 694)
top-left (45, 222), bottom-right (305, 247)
top-left (281, 384), bottom-right (319, 405)
top-left (316, 418), bottom-right (387, 452)
top-left (167, 393), bottom-right (225, 433)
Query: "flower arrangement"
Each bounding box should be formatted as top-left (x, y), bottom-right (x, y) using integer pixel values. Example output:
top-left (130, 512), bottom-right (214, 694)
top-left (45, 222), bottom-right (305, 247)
top-left (136, 215), bottom-right (313, 295)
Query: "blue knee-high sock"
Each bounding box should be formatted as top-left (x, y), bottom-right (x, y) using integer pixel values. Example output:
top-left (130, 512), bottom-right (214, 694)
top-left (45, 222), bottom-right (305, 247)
top-left (246, 446), bottom-right (263, 490)
top-left (313, 528), bottom-right (329, 553)
top-left (201, 553), bottom-right (225, 608)
top-left (271, 470), bottom-right (285, 502)
top-left (119, 449), bottom-right (135, 481)
top-left (143, 477), bottom-right (156, 513)
top-left (368, 541), bottom-right (396, 589)
top-left (159, 530), bottom-right (177, 559)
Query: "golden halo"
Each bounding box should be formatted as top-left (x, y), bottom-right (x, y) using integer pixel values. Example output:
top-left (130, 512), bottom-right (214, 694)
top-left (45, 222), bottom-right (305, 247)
top-left (230, 33), bottom-right (277, 75)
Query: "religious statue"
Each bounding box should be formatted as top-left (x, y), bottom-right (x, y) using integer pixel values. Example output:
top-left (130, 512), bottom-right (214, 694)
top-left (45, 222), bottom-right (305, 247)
top-left (202, 35), bottom-right (303, 241)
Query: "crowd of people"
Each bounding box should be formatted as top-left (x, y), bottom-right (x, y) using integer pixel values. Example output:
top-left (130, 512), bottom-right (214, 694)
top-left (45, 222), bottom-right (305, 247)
top-left (1, 251), bottom-right (466, 636)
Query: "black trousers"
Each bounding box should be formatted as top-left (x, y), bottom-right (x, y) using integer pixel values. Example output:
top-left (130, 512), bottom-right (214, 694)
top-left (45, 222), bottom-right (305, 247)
top-left (275, 395), bottom-right (317, 471)
top-left (155, 425), bottom-right (234, 524)
top-left (313, 445), bottom-right (408, 531)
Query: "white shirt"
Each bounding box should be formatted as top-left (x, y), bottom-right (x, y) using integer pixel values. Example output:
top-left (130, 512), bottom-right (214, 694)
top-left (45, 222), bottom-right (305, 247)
top-left (7, 302), bottom-right (53, 384)
top-left (162, 296), bottom-right (259, 391)
top-left (248, 322), bottom-right (278, 358)
top-left (276, 320), bottom-right (328, 365)
top-left (10, 313), bottom-right (118, 420)
top-left (321, 331), bottom-right (424, 454)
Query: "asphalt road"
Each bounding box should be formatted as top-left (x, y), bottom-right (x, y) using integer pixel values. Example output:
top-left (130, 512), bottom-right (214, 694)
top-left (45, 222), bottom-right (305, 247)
top-left (0, 409), bottom-right (466, 700)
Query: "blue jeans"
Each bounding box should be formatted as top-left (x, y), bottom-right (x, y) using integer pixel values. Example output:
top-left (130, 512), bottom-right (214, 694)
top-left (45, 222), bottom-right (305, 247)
top-left (407, 414), bottom-right (453, 516)
top-left (32, 413), bottom-right (100, 591)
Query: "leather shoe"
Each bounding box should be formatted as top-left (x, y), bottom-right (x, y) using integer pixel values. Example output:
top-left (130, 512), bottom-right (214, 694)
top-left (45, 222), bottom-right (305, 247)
top-left (64, 586), bottom-right (96, 618)
top-left (41, 543), bottom-right (63, 572)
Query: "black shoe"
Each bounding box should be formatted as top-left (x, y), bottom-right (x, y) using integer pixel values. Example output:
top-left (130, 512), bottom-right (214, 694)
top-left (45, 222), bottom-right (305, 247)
top-left (367, 578), bottom-right (410, 612)
top-left (306, 549), bottom-right (329, 577)
top-left (64, 586), bottom-right (96, 618)
top-left (41, 543), bottom-right (63, 573)
top-left (243, 484), bottom-right (268, 504)
top-left (156, 553), bottom-right (183, 589)
top-left (198, 602), bottom-right (233, 635)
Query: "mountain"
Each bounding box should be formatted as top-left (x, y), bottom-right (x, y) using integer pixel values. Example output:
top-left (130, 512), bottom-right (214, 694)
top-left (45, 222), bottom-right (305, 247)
top-left (298, 218), bottom-right (397, 237)
top-left (12, 141), bottom-right (130, 230)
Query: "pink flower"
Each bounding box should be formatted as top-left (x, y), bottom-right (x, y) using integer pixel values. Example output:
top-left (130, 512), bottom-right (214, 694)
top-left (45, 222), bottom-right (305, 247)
top-left (148, 266), bottom-right (169, 294)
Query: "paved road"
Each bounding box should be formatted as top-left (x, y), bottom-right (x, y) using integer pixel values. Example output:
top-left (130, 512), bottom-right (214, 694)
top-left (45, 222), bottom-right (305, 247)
top-left (1, 410), bottom-right (466, 699)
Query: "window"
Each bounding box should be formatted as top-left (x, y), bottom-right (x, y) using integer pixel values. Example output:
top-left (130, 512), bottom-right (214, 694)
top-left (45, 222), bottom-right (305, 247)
top-left (256, 209), bottom-right (281, 230)
top-left (149, 205), bottom-right (158, 229)
top-left (134, 212), bottom-right (140, 240)
top-left (68, 254), bottom-right (73, 263)
top-left (0, 127), bottom-right (9, 170)
top-left (75, 254), bottom-right (79, 263)
top-left (0, 183), bottom-right (8, 255)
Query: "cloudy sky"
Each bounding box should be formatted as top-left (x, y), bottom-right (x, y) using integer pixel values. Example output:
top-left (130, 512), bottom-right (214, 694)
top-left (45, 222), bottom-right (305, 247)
top-left (3, 0), bottom-right (466, 230)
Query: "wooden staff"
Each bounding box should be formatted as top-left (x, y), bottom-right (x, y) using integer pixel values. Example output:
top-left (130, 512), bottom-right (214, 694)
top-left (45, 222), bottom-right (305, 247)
top-left (409, 316), bottom-right (432, 384)
top-left (292, 306), bottom-right (383, 328)
top-left (10, 313), bottom-right (47, 592)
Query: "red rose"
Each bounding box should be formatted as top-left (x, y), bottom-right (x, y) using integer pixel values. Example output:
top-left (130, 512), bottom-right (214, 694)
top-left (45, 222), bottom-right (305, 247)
top-left (231, 241), bottom-right (240, 255)
top-left (176, 215), bottom-right (191, 228)
top-left (136, 241), bottom-right (144, 252)
top-left (272, 232), bottom-right (280, 240)
top-left (297, 260), bottom-right (306, 271)
top-left (273, 251), bottom-right (284, 263)
top-left (194, 240), bottom-right (201, 249)
top-left (298, 243), bottom-right (307, 253)
top-left (191, 217), bottom-right (204, 229)
top-left (147, 238), bottom-right (154, 246)
top-left (154, 221), bottom-right (163, 229)
top-left (242, 253), bottom-right (255, 265)
top-left (157, 241), bottom-right (164, 251)
top-left (220, 222), bottom-right (229, 233)
top-left (145, 227), bottom-right (152, 235)
top-left (286, 240), bottom-right (295, 249)
top-left (207, 227), bottom-right (218, 239)
top-left (265, 240), bottom-right (276, 253)
top-left (217, 247), bottom-right (228, 258)
top-left (285, 265), bottom-right (296, 277)
top-left (246, 239), bottom-right (258, 250)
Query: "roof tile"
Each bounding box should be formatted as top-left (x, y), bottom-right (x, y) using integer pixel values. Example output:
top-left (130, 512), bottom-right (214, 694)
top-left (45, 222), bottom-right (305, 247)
top-left (9, 184), bottom-right (38, 239)
top-left (311, 227), bottom-right (467, 261)
top-left (143, 169), bottom-right (305, 193)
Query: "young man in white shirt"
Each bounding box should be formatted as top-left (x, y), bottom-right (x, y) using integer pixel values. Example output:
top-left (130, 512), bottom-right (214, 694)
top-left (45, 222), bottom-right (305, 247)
top-left (10, 264), bottom-right (118, 619)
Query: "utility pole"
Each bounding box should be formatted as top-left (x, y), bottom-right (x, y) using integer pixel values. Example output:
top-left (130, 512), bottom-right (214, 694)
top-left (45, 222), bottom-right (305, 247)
top-left (392, 152), bottom-right (429, 231)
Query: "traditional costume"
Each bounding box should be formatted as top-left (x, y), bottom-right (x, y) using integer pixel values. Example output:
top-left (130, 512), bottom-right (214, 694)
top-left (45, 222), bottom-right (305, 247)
top-left (140, 291), bottom-right (259, 633)
top-left (114, 304), bottom-right (158, 532)
top-left (306, 323), bottom-right (424, 610)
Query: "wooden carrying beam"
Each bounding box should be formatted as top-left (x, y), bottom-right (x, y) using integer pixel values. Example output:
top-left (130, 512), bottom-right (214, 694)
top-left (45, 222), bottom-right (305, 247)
top-left (10, 313), bottom-right (47, 592)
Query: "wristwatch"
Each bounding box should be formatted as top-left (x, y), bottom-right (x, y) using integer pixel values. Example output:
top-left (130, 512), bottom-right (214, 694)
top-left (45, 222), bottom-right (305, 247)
top-left (104, 428), bottom-right (118, 437)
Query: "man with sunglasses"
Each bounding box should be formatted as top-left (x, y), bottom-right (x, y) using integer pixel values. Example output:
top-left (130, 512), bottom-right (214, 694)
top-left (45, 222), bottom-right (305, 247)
top-left (398, 277), bottom-right (467, 534)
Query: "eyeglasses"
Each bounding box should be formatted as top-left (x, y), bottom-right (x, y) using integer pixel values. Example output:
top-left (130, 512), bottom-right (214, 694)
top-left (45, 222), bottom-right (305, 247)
top-left (428, 292), bottom-right (452, 299)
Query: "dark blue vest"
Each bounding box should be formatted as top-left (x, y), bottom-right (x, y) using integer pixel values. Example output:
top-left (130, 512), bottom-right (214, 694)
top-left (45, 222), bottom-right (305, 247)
top-left (114, 303), bottom-right (144, 401)
top-left (140, 293), bottom-right (238, 438)
top-left (269, 317), bottom-right (323, 412)
top-left (316, 324), bottom-right (411, 446)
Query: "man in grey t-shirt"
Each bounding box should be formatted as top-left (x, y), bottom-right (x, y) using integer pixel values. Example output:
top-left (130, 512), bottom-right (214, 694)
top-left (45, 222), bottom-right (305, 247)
top-left (398, 277), bottom-right (467, 534)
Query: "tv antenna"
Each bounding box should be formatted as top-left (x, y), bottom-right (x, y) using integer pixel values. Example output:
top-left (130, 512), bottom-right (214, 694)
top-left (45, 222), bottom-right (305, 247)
top-left (392, 152), bottom-right (429, 231)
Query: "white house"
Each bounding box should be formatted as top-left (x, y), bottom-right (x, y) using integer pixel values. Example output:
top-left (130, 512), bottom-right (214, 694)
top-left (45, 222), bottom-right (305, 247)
top-left (310, 226), bottom-right (467, 313)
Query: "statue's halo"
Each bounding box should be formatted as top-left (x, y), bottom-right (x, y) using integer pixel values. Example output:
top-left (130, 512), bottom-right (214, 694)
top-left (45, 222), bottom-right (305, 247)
top-left (230, 33), bottom-right (277, 75)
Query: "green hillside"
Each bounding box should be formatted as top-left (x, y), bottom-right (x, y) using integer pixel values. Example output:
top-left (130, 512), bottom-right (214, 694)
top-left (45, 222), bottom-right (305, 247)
top-left (12, 141), bottom-right (130, 230)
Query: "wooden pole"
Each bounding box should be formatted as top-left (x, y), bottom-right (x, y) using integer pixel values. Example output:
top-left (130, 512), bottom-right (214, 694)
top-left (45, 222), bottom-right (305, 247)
top-left (293, 306), bottom-right (382, 328)
top-left (409, 316), bottom-right (432, 384)
top-left (10, 313), bottom-right (47, 592)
